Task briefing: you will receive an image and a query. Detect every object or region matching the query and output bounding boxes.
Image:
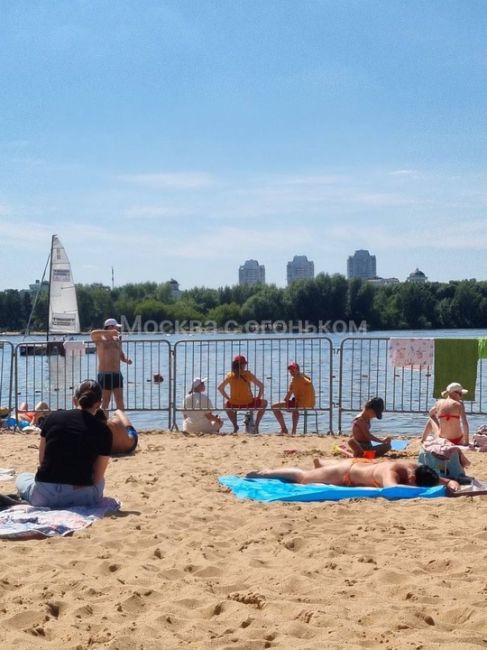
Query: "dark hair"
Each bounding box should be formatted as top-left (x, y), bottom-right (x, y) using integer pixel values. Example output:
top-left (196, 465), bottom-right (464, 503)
top-left (365, 397), bottom-right (385, 419)
top-left (414, 464), bottom-right (440, 487)
top-left (232, 360), bottom-right (243, 374)
top-left (75, 380), bottom-right (102, 409)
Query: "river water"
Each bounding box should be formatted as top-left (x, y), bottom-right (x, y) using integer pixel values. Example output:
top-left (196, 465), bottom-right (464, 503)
top-left (2, 328), bottom-right (486, 436)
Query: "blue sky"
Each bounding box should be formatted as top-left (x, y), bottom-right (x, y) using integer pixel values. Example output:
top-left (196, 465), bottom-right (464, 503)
top-left (1, 0), bottom-right (486, 291)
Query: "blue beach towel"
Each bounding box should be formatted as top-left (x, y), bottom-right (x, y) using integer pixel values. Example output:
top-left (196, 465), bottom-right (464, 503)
top-left (219, 476), bottom-right (445, 502)
top-left (375, 439), bottom-right (409, 451)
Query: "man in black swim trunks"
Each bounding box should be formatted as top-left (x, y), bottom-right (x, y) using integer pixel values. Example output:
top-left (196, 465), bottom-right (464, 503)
top-left (91, 318), bottom-right (132, 414)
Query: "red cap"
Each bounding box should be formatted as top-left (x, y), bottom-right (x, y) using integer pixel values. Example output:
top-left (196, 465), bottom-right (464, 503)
top-left (233, 354), bottom-right (247, 364)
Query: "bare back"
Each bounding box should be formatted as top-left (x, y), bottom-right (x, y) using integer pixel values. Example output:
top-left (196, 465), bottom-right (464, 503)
top-left (310, 459), bottom-right (414, 487)
top-left (430, 397), bottom-right (465, 442)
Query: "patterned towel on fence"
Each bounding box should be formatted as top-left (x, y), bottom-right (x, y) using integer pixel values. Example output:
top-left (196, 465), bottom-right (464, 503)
top-left (433, 339), bottom-right (478, 400)
top-left (219, 476), bottom-right (445, 502)
top-left (0, 497), bottom-right (121, 539)
top-left (388, 338), bottom-right (434, 368)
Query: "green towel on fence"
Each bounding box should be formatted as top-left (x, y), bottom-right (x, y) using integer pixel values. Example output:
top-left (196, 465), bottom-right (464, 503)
top-left (433, 339), bottom-right (478, 400)
top-left (479, 338), bottom-right (487, 359)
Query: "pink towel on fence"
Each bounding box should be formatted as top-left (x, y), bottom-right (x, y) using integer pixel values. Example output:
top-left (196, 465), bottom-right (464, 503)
top-left (388, 338), bottom-right (434, 368)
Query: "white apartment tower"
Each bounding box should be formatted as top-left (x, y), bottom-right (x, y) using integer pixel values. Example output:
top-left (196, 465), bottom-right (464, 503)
top-left (347, 249), bottom-right (377, 280)
top-left (239, 259), bottom-right (266, 285)
top-left (287, 255), bottom-right (315, 285)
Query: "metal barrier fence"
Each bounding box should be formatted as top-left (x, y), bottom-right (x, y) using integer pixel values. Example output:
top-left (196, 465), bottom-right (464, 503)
top-left (338, 337), bottom-right (487, 432)
top-left (0, 341), bottom-right (14, 414)
top-left (7, 335), bottom-right (487, 434)
top-left (173, 337), bottom-right (334, 433)
top-left (13, 339), bottom-right (172, 429)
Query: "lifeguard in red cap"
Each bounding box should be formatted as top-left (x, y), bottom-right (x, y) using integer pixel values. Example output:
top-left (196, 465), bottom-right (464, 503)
top-left (218, 355), bottom-right (267, 433)
top-left (271, 362), bottom-right (315, 435)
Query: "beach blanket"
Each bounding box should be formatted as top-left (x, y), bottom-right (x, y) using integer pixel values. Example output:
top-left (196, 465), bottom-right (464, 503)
top-left (0, 468), bottom-right (15, 482)
top-left (219, 476), bottom-right (445, 502)
top-left (0, 497), bottom-right (121, 539)
top-left (433, 338), bottom-right (478, 400)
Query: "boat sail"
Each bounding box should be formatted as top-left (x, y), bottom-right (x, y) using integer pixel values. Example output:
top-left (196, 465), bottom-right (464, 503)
top-left (48, 235), bottom-right (80, 336)
top-left (21, 235), bottom-right (84, 355)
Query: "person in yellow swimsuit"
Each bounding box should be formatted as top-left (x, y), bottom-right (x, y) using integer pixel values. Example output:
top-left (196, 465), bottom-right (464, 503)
top-left (218, 355), bottom-right (267, 433)
top-left (246, 458), bottom-right (460, 491)
top-left (271, 362), bottom-right (315, 435)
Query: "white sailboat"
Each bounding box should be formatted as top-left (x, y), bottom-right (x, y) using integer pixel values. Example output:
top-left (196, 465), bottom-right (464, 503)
top-left (21, 235), bottom-right (85, 355)
top-left (48, 234), bottom-right (80, 337)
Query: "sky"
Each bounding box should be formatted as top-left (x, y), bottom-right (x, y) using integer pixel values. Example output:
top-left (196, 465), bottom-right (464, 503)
top-left (1, 0), bottom-right (486, 292)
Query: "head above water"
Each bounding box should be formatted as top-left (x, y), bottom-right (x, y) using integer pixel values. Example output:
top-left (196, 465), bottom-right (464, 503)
top-left (414, 464), bottom-right (440, 487)
top-left (365, 397), bottom-right (385, 419)
top-left (74, 379), bottom-right (102, 410)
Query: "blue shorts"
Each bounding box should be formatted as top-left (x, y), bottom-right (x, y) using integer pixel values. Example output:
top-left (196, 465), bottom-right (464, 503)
top-left (97, 372), bottom-right (123, 390)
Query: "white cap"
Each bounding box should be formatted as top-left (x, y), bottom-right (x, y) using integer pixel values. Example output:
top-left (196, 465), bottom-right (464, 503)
top-left (441, 382), bottom-right (468, 398)
top-left (191, 377), bottom-right (207, 391)
top-left (104, 318), bottom-right (121, 328)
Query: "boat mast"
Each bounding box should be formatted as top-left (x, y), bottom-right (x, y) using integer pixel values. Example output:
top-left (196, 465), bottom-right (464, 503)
top-left (24, 240), bottom-right (51, 338)
top-left (46, 234), bottom-right (55, 344)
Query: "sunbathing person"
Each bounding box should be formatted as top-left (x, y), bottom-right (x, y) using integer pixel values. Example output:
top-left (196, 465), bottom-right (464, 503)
top-left (247, 458), bottom-right (460, 492)
top-left (348, 397), bottom-right (392, 457)
top-left (17, 401), bottom-right (51, 427)
top-left (95, 408), bottom-right (139, 454)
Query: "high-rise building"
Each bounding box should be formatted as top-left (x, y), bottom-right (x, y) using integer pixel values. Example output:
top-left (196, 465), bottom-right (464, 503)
top-left (239, 259), bottom-right (265, 286)
top-left (287, 255), bottom-right (314, 285)
top-left (347, 249), bottom-right (377, 280)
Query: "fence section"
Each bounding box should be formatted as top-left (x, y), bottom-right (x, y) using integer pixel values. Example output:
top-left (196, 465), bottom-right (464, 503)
top-left (173, 336), bottom-right (333, 433)
top-left (338, 337), bottom-right (487, 432)
top-left (0, 341), bottom-right (14, 414)
top-left (13, 339), bottom-right (172, 429)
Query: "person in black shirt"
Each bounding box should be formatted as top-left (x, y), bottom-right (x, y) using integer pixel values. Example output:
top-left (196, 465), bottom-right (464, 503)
top-left (16, 380), bottom-right (113, 508)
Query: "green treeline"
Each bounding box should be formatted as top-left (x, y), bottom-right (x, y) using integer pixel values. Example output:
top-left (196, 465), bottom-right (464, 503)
top-left (1, 274), bottom-right (486, 332)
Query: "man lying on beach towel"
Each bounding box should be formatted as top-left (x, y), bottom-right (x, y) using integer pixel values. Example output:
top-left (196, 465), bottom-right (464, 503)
top-left (246, 458), bottom-right (461, 493)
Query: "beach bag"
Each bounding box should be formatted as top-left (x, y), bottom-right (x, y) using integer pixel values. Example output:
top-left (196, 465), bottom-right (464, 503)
top-left (418, 446), bottom-right (466, 480)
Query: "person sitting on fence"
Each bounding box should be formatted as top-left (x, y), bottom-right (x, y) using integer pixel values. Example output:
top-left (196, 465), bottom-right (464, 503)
top-left (218, 355), bottom-right (267, 433)
top-left (348, 397), bottom-right (392, 458)
top-left (271, 361), bottom-right (315, 435)
top-left (246, 458), bottom-right (460, 492)
top-left (421, 382), bottom-right (470, 446)
top-left (182, 377), bottom-right (223, 434)
top-left (17, 401), bottom-right (51, 427)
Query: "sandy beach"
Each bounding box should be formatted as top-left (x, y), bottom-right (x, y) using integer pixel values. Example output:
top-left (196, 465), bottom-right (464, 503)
top-left (0, 429), bottom-right (487, 649)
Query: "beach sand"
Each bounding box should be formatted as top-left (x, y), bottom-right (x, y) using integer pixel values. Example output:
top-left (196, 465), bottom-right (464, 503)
top-left (0, 429), bottom-right (487, 649)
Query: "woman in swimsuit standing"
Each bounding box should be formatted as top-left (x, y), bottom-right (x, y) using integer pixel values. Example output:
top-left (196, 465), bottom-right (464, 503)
top-left (423, 382), bottom-right (470, 446)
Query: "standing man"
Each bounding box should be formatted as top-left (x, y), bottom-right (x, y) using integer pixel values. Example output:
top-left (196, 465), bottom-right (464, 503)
top-left (90, 318), bottom-right (132, 414)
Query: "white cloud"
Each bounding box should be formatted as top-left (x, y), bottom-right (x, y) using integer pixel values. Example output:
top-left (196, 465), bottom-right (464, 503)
top-left (118, 172), bottom-right (217, 190)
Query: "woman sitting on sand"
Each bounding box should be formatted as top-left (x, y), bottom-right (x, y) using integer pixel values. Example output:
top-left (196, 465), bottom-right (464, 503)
top-left (348, 397), bottom-right (392, 457)
top-left (16, 379), bottom-right (112, 507)
top-left (247, 458), bottom-right (460, 492)
top-left (17, 401), bottom-right (51, 427)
